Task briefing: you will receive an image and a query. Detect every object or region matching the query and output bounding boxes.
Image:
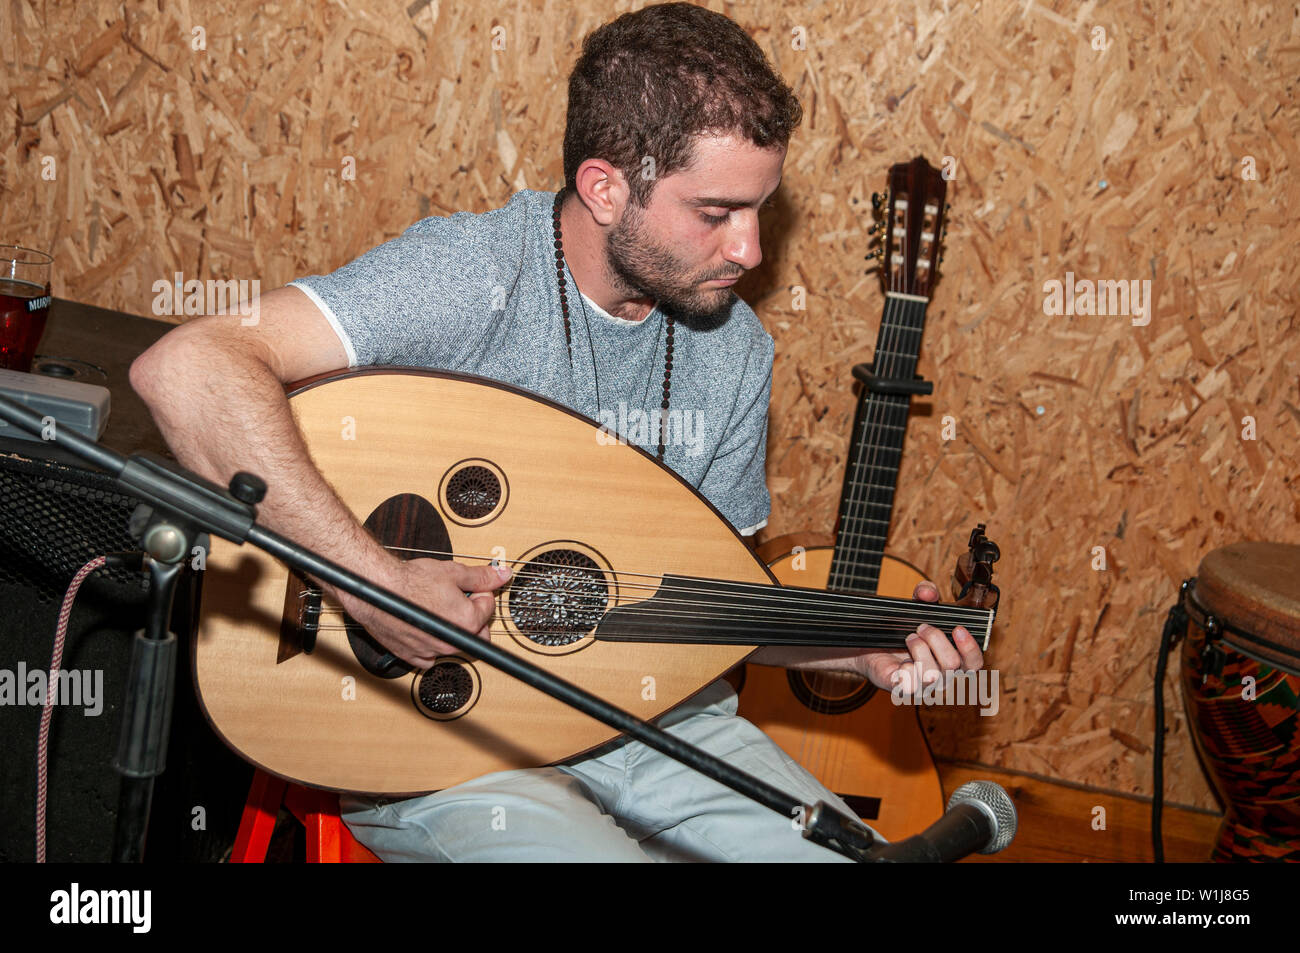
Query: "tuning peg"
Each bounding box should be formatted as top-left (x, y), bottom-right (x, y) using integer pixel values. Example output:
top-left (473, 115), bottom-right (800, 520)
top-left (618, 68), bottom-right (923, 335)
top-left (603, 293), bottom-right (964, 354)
top-left (868, 222), bottom-right (880, 235)
top-left (865, 249), bottom-right (882, 261)
top-left (871, 192), bottom-right (883, 212)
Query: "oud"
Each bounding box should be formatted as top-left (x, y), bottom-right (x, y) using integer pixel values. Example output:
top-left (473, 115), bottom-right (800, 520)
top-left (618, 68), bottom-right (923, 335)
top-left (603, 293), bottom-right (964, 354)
top-left (195, 368), bottom-right (996, 794)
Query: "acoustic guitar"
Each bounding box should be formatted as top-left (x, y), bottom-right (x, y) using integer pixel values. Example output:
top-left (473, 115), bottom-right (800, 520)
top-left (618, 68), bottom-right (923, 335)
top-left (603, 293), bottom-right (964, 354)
top-left (195, 368), bottom-right (997, 794)
top-left (736, 156), bottom-right (952, 839)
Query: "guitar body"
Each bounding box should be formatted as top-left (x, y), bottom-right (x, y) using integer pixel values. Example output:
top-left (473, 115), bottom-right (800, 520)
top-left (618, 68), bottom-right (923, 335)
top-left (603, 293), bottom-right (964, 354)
top-left (194, 369), bottom-right (772, 794)
top-left (736, 536), bottom-right (943, 840)
top-left (729, 155), bottom-right (959, 838)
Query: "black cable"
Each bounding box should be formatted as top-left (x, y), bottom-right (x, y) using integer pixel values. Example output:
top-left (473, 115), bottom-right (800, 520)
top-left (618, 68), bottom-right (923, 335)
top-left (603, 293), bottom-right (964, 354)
top-left (1152, 580), bottom-right (1191, 862)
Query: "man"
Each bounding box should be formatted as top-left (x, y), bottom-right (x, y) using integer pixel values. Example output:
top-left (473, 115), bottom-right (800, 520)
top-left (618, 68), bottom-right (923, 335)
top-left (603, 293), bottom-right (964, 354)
top-left (131, 2), bottom-right (983, 861)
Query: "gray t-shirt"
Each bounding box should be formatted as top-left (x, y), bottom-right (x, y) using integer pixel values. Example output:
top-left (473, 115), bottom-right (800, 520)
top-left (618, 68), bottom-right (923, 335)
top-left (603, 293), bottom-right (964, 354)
top-left (290, 188), bottom-right (772, 535)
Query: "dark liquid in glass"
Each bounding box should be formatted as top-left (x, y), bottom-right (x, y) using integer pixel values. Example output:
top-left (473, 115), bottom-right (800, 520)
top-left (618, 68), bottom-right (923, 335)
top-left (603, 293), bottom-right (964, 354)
top-left (0, 277), bottom-right (51, 371)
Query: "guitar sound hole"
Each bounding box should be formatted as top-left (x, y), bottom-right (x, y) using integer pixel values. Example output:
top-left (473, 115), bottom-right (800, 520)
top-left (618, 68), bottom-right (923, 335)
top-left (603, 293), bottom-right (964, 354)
top-left (509, 549), bottom-right (609, 646)
top-left (787, 670), bottom-right (876, 715)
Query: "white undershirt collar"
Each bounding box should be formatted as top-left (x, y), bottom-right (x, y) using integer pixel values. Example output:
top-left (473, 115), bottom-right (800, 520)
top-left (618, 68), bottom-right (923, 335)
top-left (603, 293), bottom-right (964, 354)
top-left (579, 290), bottom-right (658, 326)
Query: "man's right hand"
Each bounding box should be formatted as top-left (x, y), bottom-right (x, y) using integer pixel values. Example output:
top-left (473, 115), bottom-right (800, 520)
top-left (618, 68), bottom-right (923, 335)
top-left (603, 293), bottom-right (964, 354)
top-left (337, 558), bottom-right (514, 668)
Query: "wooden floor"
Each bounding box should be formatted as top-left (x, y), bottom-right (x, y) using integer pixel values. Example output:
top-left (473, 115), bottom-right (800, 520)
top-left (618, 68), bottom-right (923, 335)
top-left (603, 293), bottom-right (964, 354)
top-left (935, 760), bottom-right (1224, 862)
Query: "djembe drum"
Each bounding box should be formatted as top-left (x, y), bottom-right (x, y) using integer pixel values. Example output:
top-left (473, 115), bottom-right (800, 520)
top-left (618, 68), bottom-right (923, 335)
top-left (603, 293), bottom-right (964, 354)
top-left (1179, 542), bottom-right (1300, 862)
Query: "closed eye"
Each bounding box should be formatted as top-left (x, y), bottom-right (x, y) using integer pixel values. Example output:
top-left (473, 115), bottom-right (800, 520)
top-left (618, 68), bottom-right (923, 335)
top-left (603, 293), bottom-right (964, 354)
top-left (700, 199), bottom-right (776, 226)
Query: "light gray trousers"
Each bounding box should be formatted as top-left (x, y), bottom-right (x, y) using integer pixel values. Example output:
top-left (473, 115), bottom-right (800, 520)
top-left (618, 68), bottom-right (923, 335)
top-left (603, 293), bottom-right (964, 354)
top-left (339, 680), bottom-right (873, 862)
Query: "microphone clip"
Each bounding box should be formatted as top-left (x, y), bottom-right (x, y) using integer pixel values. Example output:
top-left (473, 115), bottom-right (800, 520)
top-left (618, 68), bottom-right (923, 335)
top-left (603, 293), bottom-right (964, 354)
top-left (801, 802), bottom-right (883, 863)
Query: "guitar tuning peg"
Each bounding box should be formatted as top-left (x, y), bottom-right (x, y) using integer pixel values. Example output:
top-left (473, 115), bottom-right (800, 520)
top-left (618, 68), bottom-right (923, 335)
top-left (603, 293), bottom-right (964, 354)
top-left (864, 249), bottom-right (882, 260)
top-left (868, 222), bottom-right (880, 235)
top-left (871, 192), bottom-right (882, 211)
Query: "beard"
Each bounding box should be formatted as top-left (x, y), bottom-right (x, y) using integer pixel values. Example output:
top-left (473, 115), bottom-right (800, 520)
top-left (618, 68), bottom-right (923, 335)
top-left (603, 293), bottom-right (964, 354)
top-left (604, 200), bottom-right (739, 328)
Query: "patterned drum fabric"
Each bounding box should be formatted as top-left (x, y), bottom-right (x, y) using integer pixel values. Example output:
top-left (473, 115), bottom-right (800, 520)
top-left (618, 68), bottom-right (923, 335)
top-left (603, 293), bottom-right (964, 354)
top-left (1180, 542), bottom-right (1300, 862)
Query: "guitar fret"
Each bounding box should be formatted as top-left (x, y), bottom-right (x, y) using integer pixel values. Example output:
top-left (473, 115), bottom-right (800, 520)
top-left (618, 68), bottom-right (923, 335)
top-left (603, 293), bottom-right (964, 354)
top-left (844, 477), bottom-right (898, 488)
top-left (853, 421), bottom-right (906, 431)
top-left (843, 482), bottom-right (897, 493)
top-left (830, 549), bottom-right (885, 562)
top-left (827, 570), bottom-right (883, 589)
top-left (841, 501), bottom-right (895, 512)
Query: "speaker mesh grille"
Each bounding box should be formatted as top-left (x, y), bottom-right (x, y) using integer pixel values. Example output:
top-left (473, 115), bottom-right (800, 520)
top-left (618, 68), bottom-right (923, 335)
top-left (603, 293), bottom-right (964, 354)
top-left (0, 451), bottom-right (148, 603)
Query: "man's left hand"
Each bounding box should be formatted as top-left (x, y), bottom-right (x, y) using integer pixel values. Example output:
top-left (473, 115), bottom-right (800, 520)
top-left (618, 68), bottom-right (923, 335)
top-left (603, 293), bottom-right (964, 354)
top-left (857, 581), bottom-right (984, 694)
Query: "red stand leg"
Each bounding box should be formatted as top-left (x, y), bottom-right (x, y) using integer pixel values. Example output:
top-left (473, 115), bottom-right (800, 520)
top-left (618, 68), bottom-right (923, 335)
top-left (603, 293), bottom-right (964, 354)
top-left (231, 770), bottom-right (382, 863)
top-left (231, 770), bottom-right (287, 863)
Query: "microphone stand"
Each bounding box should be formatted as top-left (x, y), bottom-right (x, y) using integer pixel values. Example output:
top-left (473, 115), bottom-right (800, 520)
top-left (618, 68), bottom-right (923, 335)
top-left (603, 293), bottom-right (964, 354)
top-left (0, 393), bottom-right (884, 863)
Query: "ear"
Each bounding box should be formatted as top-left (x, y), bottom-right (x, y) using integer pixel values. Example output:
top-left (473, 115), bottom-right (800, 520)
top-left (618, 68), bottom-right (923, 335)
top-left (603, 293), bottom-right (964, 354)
top-left (572, 159), bottom-right (630, 227)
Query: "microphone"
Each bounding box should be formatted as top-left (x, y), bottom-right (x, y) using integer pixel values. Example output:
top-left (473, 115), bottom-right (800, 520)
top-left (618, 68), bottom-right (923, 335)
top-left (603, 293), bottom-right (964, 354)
top-left (864, 780), bottom-right (1018, 862)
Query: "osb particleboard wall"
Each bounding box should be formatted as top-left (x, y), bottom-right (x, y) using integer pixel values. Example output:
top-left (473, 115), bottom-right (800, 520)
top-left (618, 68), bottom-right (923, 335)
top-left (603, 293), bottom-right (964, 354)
top-left (4, 0), bottom-right (1298, 813)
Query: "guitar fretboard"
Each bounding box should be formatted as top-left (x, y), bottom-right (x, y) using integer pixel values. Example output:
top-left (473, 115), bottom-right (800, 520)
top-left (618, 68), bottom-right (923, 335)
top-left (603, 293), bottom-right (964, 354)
top-left (828, 295), bottom-right (928, 594)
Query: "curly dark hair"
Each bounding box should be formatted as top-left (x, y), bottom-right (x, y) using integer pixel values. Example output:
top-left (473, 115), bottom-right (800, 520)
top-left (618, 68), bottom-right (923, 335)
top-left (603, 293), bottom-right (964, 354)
top-left (563, 3), bottom-right (803, 207)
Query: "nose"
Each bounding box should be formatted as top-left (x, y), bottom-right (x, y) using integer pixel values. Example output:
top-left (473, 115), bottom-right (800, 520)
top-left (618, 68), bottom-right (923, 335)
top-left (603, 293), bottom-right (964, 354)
top-left (722, 212), bottom-right (763, 272)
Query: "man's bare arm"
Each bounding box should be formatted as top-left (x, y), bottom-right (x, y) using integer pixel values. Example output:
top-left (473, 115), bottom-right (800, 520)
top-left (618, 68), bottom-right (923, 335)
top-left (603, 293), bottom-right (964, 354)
top-left (129, 285), bottom-right (508, 666)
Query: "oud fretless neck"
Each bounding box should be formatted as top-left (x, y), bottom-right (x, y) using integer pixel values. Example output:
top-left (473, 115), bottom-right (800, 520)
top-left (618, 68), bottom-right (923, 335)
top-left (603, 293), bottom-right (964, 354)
top-left (595, 573), bottom-right (991, 650)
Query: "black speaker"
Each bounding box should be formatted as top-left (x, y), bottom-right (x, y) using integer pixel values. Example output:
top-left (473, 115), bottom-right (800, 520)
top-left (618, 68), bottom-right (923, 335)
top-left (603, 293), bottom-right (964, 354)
top-left (0, 438), bottom-right (250, 862)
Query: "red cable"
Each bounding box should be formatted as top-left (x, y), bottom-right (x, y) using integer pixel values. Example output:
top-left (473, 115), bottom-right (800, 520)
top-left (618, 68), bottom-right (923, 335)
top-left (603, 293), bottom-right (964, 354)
top-left (36, 555), bottom-right (108, 863)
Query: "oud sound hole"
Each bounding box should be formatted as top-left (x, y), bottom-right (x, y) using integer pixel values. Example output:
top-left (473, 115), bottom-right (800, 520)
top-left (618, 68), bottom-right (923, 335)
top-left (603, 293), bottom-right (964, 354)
top-left (413, 658), bottom-right (479, 720)
top-left (787, 670), bottom-right (877, 714)
top-left (419, 662), bottom-right (474, 713)
top-left (509, 549), bottom-right (609, 646)
top-left (445, 466), bottom-right (501, 519)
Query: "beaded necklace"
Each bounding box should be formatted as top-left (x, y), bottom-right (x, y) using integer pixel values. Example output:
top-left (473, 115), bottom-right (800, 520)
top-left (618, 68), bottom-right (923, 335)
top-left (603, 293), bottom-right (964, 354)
top-left (552, 188), bottom-right (674, 461)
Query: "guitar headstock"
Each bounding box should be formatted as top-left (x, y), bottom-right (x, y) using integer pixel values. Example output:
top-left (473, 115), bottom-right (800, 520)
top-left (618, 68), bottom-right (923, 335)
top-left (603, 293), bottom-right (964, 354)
top-left (867, 156), bottom-right (950, 299)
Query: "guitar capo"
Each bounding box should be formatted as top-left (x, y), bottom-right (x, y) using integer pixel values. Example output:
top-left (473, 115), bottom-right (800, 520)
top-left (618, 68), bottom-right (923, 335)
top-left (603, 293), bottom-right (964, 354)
top-left (852, 362), bottom-right (934, 397)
